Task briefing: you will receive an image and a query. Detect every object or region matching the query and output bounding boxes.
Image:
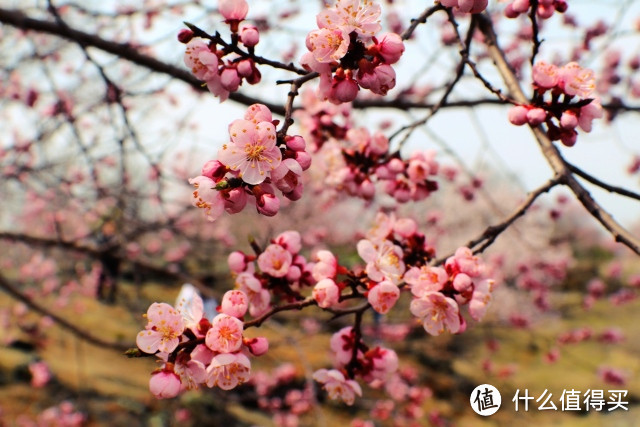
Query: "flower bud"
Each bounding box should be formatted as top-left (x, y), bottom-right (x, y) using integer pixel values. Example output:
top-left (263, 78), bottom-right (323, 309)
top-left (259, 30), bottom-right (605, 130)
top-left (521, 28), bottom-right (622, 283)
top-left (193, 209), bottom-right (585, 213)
top-left (508, 105), bottom-right (529, 126)
top-left (377, 33), bottom-right (405, 64)
top-left (177, 29), bottom-right (194, 44)
top-left (240, 25), bottom-right (260, 47)
top-left (526, 107), bottom-right (547, 126)
top-left (256, 192), bottom-right (280, 216)
top-left (221, 289), bottom-right (249, 318)
top-left (149, 368), bottom-right (181, 399)
top-left (219, 0), bottom-right (248, 21)
top-left (220, 67), bottom-right (241, 92)
top-left (245, 337), bottom-right (269, 356)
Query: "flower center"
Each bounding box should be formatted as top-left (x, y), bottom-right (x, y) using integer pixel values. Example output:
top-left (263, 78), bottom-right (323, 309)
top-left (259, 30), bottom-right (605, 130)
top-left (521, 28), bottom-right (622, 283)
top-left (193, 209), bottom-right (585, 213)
top-left (245, 144), bottom-right (266, 161)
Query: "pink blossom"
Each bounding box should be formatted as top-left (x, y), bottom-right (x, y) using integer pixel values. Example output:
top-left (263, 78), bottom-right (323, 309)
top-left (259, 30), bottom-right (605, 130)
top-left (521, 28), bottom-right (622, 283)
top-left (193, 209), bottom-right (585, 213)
top-left (532, 61), bottom-right (559, 88)
top-left (222, 187), bottom-right (248, 213)
top-left (312, 369), bottom-right (362, 405)
top-left (527, 107), bottom-right (547, 126)
top-left (220, 67), bottom-right (241, 92)
top-left (174, 357), bottom-right (207, 390)
top-left (273, 231), bottom-right (302, 255)
top-left (205, 72), bottom-right (230, 101)
top-left (317, 0), bottom-right (382, 38)
top-left (206, 352), bottom-right (252, 390)
top-left (307, 29), bottom-right (350, 63)
top-left (368, 280), bottom-right (400, 314)
top-left (357, 64), bottom-right (396, 95)
top-left (406, 150), bottom-right (438, 183)
top-left (257, 244), bottom-right (293, 277)
top-left (363, 347), bottom-right (399, 382)
top-left (329, 77), bottom-right (360, 104)
top-left (578, 100), bottom-right (603, 132)
top-left (508, 105), bottom-right (529, 126)
top-left (313, 278), bottom-right (341, 308)
top-left (377, 33), bottom-right (405, 64)
top-left (244, 103), bottom-right (273, 123)
top-left (271, 158), bottom-right (303, 194)
top-left (357, 239), bottom-right (406, 284)
top-left (236, 272), bottom-right (271, 317)
top-left (312, 250), bottom-right (338, 280)
top-left (218, 0), bottom-right (248, 21)
top-left (330, 326), bottom-right (360, 366)
top-left (468, 279), bottom-right (495, 321)
top-left (404, 265), bottom-right (448, 296)
top-left (560, 110), bottom-right (578, 129)
top-left (410, 292), bottom-right (461, 336)
top-left (218, 118), bottom-right (281, 185)
top-left (175, 283), bottom-right (204, 332)
top-left (239, 25), bottom-right (259, 47)
top-left (255, 187), bottom-right (280, 216)
top-left (220, 289), bottom-right (249, 318)
top-left (446, 247), bottom-right (482, 277)
top-left (184, 39), bottom-right (218, 80)
top-left (188, 175), bottom-right (225, 222)
top-left (558, 62), bottom-right (596, 98)
top-left (149, 368), bottom-right (182, 399)
top-left (206, 313), bottom-right (244, 353)
top-left (29, 361), bottom-right (51, 388)
top-left (228, 251), bottom-right (248, 273)
top-left (137, 302), bottom-right (185, 354)
top-left (245, 336), bottom-right (269, 356)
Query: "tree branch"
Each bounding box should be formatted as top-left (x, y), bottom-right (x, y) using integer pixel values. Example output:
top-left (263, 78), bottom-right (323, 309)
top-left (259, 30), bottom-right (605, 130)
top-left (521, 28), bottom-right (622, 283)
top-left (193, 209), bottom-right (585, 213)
top-left (0, 7), bottom-right (286, 115)
top-left (0, 272), bottom-right (131, 351)
top-left (476, 13), bottom-right (640, 255)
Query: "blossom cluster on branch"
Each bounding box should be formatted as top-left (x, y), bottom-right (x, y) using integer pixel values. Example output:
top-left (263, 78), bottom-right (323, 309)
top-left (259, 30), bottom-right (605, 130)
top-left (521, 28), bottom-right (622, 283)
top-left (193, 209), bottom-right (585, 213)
top-left (508, 61), bottom-right (603, 146)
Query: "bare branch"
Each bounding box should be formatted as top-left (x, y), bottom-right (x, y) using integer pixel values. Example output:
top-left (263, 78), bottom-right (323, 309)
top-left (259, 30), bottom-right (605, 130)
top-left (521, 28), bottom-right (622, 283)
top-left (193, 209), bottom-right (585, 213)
top-left (0, 272), bottom-right (131, 351)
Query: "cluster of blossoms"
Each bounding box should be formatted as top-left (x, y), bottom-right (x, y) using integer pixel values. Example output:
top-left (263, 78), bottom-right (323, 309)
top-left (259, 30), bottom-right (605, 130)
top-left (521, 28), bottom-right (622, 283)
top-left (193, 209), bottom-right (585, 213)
top-left (317, 127), bottom-right (439, 202)
top-left (228, 230), bottom-right (316, 315)
top-left (181, 0), bottom-right (260, 101)
top-left (508, 61), bottom-right (604, 146)
top-left (133, 212), bottom-right (497, 405)
top-left (440, 0), bottom-right (488, 14)
top-left (301, 0), bottom-right (405, 103)
top-left (135, 284), bottom-right (269, 398)
top-left (504, 0), bottom-right (568, 19)
top-left (189, 104), bottom-right (310, 221)
top-left (312, 327), bottom-right (399, 405)
top-left (249, 364), bottom-right (315, 426)
top-left (313, 212), bottom-right (495, 332)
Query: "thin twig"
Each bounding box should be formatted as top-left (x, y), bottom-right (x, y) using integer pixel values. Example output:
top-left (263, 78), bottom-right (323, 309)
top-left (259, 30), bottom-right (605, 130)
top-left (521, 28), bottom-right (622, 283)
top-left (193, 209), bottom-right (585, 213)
top-left (0, 272), bottom-right (131, 351)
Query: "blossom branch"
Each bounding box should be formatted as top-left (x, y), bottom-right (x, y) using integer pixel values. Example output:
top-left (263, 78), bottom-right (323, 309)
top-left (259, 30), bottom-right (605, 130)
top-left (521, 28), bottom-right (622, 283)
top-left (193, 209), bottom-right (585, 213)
top-left (183, 21), bottom-right (308, 76)
top-left (477, 13), bottom-right (640, 255)
top-left (0, 7), bottom-right (287, 115)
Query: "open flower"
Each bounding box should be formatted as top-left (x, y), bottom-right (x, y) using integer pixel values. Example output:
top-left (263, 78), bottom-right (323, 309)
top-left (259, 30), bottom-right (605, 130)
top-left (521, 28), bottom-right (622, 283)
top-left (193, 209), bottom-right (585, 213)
top-left (317, 0), bottom-right (382, 38)
top-left (357, 239), bottom-right (405, 284)
top-left (136, 302), bottom-right (185, 354)
top-left (206, 314), bottom-right (244, 353)
top-left (410, 292), bottom-right (461, 336)
top-left (257, 244), bottom-right (292, 277)
top-left (206, 352), bottom-right (252, 390)
top-left (218, 119), bottom-right (281, 185)
top-left (367, 280), bottom-right (400, 314)
top-left (313, 369), bottom-right (362, 405)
